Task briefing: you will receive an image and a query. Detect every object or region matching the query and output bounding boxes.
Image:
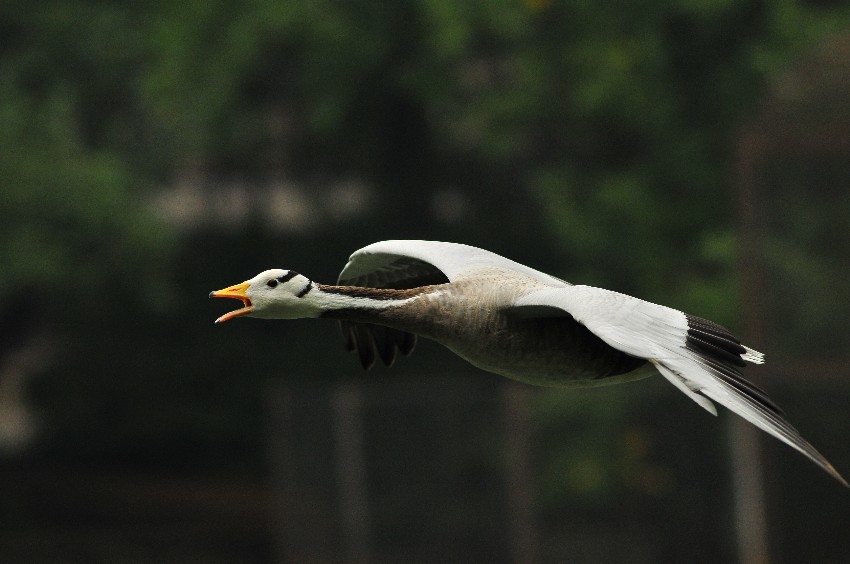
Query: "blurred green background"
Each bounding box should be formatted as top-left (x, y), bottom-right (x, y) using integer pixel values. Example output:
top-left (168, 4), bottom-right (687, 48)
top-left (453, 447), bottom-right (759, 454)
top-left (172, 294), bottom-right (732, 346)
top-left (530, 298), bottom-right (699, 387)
top-left (2, 1), bottom-right (850, 562)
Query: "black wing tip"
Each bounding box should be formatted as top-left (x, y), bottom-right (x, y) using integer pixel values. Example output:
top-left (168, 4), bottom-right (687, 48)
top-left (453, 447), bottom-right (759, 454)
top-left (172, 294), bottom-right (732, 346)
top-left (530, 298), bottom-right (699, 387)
top-left (338, 322), bottom-right (415, 370)
top-left (339, 322), bottom-right (375, 369)
top-left (681, 316), bottom-right (847, 487)
top-left (685, 314), bottom-right (748, 367)
top-left (356, 334), bottom-right (375, 370)
top-left (371, 326), bottom-right (399, 367)
top-left (399, 332), bottom-right (417, 357)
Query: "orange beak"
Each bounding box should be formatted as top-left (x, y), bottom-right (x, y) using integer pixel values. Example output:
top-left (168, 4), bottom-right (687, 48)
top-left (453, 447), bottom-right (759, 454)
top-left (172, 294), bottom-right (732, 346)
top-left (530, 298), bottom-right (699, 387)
top-left (209, 281), bottom-right (253, 323)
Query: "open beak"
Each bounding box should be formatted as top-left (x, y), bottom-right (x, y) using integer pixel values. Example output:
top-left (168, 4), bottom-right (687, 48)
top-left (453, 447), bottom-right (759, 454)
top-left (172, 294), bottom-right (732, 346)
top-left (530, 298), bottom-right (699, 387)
top-left (209, 281), bottom-right (253, 323)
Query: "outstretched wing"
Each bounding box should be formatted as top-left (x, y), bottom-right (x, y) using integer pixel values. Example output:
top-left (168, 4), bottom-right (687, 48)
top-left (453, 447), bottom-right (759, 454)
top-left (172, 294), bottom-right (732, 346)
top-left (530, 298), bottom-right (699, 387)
top-left (337, 240), bottom-right (570, 370)
top-left (338, 240), bottom-right (570, 287)
top-left (514, 285), bottom-right (847, 486)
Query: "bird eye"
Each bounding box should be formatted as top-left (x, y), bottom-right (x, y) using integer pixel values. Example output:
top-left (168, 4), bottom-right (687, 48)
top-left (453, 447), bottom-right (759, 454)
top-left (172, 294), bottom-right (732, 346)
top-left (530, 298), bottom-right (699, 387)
top-left (267, 279), bottom-right (278, 288)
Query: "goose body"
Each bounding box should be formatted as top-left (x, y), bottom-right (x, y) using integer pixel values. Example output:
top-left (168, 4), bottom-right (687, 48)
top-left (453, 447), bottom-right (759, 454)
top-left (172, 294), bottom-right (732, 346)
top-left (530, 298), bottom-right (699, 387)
top-left (210, 240), bottom-right (846, 485)
top-left (325, 273), bottom-right (651, 387)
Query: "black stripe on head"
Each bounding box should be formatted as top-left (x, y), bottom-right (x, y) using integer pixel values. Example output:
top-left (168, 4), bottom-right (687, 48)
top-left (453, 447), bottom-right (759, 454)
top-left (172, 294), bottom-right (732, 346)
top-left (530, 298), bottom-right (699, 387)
top-left (296, 280), bottom-right (312, 298)
top-left (277, 271), bottom-right (298, 284)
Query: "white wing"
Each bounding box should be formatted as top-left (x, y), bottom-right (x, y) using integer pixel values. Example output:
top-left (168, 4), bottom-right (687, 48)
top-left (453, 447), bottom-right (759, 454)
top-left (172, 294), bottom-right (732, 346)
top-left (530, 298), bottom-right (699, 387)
top-left (515, 285), bottom-right (847, 486)
top-left (338, 240), bottom-right (569, 287)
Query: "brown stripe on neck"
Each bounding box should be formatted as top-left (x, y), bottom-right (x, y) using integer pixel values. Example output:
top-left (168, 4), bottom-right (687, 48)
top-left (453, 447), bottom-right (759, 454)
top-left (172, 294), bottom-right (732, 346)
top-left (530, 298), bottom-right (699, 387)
top-left (317, 283), bottom-right (441, 301)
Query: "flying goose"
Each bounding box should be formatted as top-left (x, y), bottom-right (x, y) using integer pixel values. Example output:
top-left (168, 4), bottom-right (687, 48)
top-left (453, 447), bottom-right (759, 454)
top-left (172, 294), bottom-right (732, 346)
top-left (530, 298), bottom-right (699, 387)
top-left (210, 239), bottom-right (846, 486)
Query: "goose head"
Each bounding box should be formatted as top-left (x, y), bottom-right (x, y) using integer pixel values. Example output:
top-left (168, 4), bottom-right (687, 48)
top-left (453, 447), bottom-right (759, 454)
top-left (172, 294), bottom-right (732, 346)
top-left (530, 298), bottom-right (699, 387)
top-left (209, 269), bottom-right (319, 323)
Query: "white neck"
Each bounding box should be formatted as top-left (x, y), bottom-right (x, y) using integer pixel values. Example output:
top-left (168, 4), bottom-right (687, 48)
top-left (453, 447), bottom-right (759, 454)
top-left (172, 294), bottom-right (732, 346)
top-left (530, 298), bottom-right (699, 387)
top-left (311, 284), bottom-right (424, 316)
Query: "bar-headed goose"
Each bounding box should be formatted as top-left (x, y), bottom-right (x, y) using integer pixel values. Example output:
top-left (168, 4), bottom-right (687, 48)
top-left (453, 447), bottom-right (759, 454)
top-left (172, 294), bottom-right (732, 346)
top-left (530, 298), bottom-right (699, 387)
top-left (210, 239), bottom-right (846, 485)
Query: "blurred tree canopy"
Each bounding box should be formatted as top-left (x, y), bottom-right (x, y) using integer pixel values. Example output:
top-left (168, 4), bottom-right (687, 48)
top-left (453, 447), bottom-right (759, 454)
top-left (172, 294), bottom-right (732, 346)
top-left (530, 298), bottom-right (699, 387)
top-left (5, 0), bottom-right (849, 310)
top-left (2, 1), bottom-right (850, 559)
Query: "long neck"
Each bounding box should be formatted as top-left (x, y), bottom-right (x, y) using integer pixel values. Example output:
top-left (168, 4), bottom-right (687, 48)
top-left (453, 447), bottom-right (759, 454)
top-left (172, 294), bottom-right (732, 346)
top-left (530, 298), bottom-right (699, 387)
top-left (312, 283), bottom-right (443, 328)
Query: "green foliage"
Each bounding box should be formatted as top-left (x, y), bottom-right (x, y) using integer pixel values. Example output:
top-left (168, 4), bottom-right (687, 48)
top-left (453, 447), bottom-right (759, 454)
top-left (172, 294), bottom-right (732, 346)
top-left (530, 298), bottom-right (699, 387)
top-left (0, 84), bottom-right (172, 314)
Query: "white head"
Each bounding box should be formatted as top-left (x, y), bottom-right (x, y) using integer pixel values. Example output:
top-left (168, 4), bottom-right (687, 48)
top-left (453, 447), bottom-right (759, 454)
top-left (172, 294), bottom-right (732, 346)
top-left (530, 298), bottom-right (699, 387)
top-left (209, 269), bottom-right (321, 323)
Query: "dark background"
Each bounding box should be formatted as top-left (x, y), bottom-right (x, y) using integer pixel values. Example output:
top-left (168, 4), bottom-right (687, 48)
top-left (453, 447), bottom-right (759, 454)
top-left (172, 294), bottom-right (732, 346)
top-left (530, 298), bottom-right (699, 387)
top-left (2, 2), bottom-right (850, 562)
